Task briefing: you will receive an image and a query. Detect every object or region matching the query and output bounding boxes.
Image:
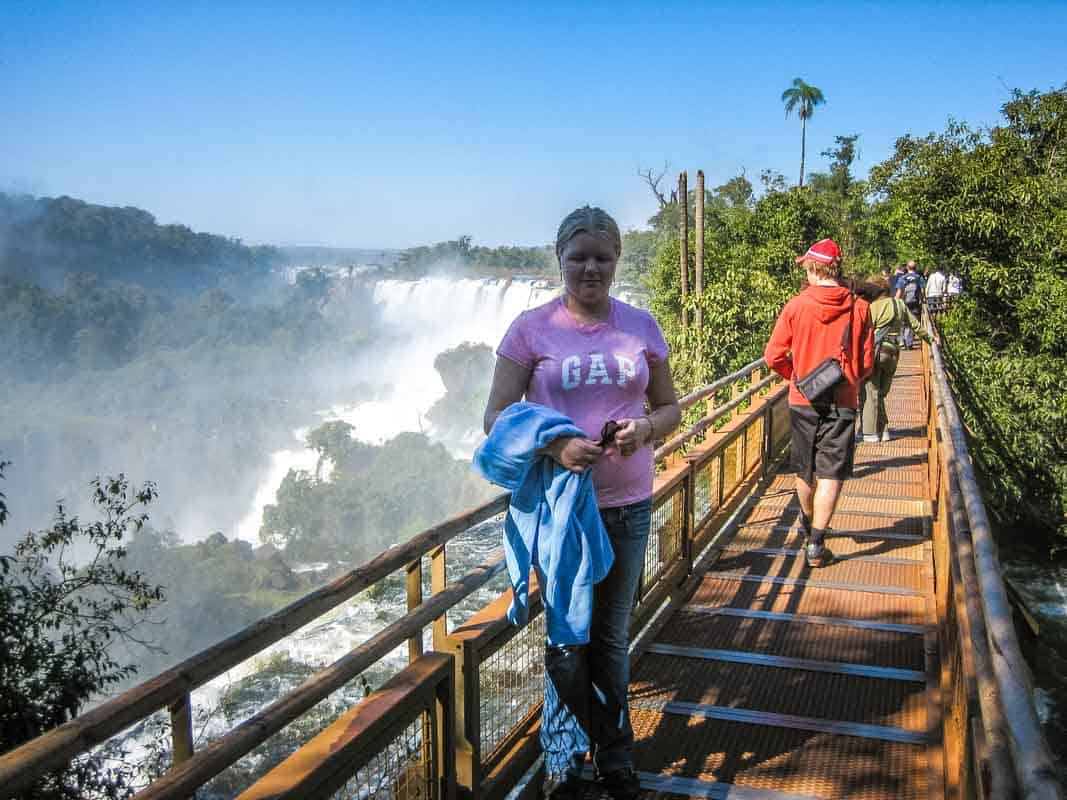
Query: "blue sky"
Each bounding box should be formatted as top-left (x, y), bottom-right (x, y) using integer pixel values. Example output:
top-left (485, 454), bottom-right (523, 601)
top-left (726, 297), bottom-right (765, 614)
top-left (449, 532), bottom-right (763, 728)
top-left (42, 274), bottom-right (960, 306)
top-left (2, 1), bottom-right (1065, 249)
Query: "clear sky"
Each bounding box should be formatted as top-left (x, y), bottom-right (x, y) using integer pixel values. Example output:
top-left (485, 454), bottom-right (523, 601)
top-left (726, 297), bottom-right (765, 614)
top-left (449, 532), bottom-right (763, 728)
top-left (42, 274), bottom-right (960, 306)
top-left (2, 1), bottom-right (1065, 249)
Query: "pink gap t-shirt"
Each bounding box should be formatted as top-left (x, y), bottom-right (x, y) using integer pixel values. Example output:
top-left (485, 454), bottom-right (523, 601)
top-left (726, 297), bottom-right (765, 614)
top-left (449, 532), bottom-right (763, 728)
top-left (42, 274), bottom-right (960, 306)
top-left (497, 296), bottom-right (670, 508)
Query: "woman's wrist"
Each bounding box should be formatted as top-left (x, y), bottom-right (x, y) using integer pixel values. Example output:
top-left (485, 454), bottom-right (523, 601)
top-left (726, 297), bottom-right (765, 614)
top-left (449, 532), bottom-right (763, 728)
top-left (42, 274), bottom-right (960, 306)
top-left (641, 415), bottom-right (655, 445)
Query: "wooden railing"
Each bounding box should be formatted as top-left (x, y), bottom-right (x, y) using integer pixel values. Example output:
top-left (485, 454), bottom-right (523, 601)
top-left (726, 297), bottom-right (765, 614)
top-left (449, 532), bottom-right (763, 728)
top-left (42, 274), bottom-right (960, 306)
top-left (7, 334), bottom-right (1061, 800)
top-left (925, 328), bottom-right (1063, 800)
top-left (0, 358), bottom-right (788, 799)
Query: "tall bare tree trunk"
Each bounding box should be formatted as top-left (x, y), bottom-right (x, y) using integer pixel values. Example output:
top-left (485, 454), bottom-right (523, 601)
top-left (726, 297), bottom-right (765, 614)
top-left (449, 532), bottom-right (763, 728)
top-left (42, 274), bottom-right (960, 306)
top-left (694, 170), bottom-right (704, 330)
top-left (678, 171), bottom-right (689, 328)
top-left (694, 169), bottom-right (705, 379)
top-left (799, 117), bottom-right (807, 187)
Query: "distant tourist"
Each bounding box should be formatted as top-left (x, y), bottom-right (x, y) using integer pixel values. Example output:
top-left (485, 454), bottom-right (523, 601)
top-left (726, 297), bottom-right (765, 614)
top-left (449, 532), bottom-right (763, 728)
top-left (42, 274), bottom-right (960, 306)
top-left (925, 265), bottom-right (947, 315)
top-left (890, 262), bottom-right (907, 296)
top-left (859, 277), bottom-right (930, 443)
top-left (481, 205), bottom-right (681, 800)
top-left (895, 260), bottom-right (925, 349)
top-left (764, 239), bottom-right (874, 567)
top-left (947, 271), bottom-right (963, 298)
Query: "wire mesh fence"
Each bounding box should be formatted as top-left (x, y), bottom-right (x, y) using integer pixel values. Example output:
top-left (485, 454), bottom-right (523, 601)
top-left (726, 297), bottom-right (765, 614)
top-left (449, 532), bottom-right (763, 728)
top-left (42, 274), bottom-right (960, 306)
top-left (478, 611), bottom-right (546, 760)
top-left (642, 484), bottom-right (684, 596)
top-left (745, 414), bottom-right (764, 474)
top-left (331, 713), bottom-right (436, 800)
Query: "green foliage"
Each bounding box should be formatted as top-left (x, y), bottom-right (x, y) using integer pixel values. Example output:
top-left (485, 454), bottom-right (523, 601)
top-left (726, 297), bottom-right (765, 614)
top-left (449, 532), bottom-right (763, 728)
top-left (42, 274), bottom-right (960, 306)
top-left (648, 183), bottom-right (829, 390)
top-left (0, 473), bottom-right (164, 799)
top-left (0, 193), bottom-right (278, 291)
top-left (872, 85), bottom-right (1067, 543)
top-left (396, 236), bottom-right (556, 277)
top-left (781, 78), bottom-right (826, 122)
top-left (618, 227), bottom-right (660, 287)
top-left (0, 264), bottom-right (377, 548)
top-left (117, 526), bottom-right (326, 680)
top-left (0, 264), bottom-right (367, 380)
top-left (260, 427), bottom-right (494, 562)
top-left (807, 134), bottom-right (885, 271)
top-left (426, 342), bottom-right (496, 434)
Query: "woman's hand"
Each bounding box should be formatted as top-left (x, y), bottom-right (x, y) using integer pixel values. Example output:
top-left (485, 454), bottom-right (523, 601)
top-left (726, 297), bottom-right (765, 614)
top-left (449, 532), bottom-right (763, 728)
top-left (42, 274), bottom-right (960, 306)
top-left (612, 417), bottom-right (653, 457)
top-left (543, 436), bottom-right (604, 473)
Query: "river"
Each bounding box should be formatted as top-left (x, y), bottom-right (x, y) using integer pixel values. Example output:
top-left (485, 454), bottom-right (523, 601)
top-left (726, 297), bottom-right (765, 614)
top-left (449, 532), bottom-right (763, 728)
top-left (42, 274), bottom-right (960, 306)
top-left (999, 536), bottom-right (1067, 769)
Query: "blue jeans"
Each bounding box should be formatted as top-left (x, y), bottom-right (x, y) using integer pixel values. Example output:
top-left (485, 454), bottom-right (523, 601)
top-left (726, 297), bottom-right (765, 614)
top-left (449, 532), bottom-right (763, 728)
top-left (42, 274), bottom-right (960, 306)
top-left (901, 302), bottom-right (922, 348)
top-left (541, 498), bottom-right (652, 778)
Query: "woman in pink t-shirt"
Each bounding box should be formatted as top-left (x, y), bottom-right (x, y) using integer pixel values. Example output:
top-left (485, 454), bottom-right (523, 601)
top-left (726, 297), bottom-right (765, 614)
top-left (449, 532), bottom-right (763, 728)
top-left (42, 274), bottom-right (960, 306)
top-left (483, 206), bottom-right (681, 799)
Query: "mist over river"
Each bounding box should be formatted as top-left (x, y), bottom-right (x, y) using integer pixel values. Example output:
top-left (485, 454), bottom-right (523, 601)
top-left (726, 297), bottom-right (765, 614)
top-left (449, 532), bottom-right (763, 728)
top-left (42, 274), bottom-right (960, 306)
top-left (95, 272), bottom-right (564, 792)
top-left (234, 275), bottom-right (559, 542)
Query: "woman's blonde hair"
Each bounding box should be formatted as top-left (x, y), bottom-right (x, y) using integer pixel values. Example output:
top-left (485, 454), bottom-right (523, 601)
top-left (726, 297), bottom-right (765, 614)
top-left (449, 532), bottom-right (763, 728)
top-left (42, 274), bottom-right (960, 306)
top-left (555, 206), bottom-right (622, 259)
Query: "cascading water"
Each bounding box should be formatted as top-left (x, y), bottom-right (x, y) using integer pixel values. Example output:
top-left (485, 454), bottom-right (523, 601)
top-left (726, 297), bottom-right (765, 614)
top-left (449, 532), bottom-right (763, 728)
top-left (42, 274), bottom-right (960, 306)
top-left (117, 276), bottom-right (562, 789)
top-left (111, 273), bottom-right (655, 792)
top-left (234, 276), bottom-right (558, 543)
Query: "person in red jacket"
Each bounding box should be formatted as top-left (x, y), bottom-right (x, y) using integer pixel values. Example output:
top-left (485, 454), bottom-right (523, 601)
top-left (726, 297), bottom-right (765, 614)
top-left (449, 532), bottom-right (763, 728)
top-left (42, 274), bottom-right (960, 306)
top-left (764, 239), bottom-right (874, 567)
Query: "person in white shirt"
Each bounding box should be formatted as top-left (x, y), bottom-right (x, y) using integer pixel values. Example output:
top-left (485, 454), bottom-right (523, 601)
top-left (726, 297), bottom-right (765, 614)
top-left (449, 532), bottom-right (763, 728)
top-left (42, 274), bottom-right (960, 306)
top-left (947, 272), bottom-right (963, 296)
top-left (926, 267), bottom-right (947, 315)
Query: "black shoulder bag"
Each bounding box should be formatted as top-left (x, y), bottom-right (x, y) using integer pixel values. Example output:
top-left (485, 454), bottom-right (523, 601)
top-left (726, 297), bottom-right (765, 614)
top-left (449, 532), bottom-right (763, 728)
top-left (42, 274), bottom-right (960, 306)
top-left (873, 299), bottom-right (900, 368)
top-left (795, 293), bottom-right (854, 407)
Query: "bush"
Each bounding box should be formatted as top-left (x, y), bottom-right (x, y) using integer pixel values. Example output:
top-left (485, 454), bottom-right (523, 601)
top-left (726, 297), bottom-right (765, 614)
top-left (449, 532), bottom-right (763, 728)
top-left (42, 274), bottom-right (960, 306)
top-left (0, 468), bottom-right (164, 799)
top-left (872, 85), bottom-right (1067, 545)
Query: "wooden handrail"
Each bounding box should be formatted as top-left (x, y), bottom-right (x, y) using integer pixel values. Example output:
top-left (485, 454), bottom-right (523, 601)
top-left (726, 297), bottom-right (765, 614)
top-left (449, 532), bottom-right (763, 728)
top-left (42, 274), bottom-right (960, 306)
top-left (236, 652), bottom-right (454, 800)
top-left (657, 372), bottom-right (778, 460)
top-left (0, 495), bottom-right (508, 793)
top-left (928, 330), bottom-right (1063, 799)
top-left (677, 357), bottom-right (765, 410)
top-left (131, 556), bottom-right (505, 800)
top-left (0, 359), bottom-right (781, 797)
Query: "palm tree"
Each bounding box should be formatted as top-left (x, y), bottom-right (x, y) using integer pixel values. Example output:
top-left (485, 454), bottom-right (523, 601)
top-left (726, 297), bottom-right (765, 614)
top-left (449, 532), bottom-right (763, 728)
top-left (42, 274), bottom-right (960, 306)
top-left (781, 78), bottom-right (826, 187)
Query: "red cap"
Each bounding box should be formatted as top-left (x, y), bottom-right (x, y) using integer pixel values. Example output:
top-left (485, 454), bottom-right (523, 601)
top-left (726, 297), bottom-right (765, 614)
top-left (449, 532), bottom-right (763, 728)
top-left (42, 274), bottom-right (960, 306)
top-left (795, 238), bottom-right (840, 265)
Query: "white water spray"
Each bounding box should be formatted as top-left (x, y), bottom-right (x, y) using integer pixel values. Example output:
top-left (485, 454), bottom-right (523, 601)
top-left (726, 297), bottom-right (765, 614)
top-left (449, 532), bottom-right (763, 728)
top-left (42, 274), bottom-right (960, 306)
top-left (234, 276), bottom-right (558, 543)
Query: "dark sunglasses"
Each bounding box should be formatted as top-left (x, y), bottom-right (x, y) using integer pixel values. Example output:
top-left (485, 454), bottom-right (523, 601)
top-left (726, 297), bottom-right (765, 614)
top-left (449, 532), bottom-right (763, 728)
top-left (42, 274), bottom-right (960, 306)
top-left (598, 420), bottom-right (620, 448)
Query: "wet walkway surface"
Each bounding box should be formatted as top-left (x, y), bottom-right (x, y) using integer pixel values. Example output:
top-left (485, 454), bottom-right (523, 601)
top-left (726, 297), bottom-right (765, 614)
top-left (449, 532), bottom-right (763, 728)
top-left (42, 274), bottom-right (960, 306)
top-left (620, 351), bottom-right (939, 799)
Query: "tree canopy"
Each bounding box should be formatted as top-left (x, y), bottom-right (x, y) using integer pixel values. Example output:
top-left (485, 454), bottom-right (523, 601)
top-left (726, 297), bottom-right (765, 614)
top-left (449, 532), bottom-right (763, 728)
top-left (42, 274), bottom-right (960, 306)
top-left (0, 193), bottom-right (278, 292)
top-left (0, 470), bottom-right (164, 798)
top-left (870, 85), bottom-right (1067, 545)
top-left (781, 78), bottom-right (827, 187)
top-left (647, 83), bottom-right (1067, 548)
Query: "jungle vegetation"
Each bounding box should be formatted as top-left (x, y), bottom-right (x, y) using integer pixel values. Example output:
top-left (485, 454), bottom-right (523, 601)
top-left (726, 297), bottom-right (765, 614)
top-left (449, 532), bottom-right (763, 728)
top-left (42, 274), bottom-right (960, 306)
top-left (645, 84), bottom-right (1067, 547)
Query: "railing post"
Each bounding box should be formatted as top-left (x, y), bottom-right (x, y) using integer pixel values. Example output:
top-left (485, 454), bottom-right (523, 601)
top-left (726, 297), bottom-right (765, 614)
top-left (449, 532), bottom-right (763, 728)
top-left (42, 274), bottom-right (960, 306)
top-left (406, 558), bottom-right (424, 663)
top-left (731, 377), bottom-right (744, 420)
top-left (439, 636), bottom-right (480, 799)
top-left (683, 462), bottom-right (695, 580)
top-left (762, 399), bottom-right (773, 478)
top-left (430, 545), bottom-right (448, 650)
top-left (169, 693), bottom-right (194, 770)
top-left (437, 658), bottom-right (458, 800)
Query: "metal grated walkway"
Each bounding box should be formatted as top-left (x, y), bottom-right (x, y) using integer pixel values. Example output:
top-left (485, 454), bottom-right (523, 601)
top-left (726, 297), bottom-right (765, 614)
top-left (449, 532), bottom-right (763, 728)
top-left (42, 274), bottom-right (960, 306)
top-left (620, 349), bottom-right (939, 799)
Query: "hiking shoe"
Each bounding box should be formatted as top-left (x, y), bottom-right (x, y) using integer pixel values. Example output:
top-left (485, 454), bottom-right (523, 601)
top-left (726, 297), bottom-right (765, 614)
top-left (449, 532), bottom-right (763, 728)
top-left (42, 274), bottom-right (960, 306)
top-left (804, 541), bottom-right (835, 568)
top-left (599, 767), bottom-right (642, 800)
top-left (881, 428), bottom-right (892, 442)
top-left (862, 434), bottom-right (880, 444)
top-left (548, 774), bottom-right (586, 800)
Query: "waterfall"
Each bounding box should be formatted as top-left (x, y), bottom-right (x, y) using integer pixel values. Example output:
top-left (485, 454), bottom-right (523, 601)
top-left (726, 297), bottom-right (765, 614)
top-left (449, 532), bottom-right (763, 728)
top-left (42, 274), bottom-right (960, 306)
top-left (234, 276), bottom-right (558, 542)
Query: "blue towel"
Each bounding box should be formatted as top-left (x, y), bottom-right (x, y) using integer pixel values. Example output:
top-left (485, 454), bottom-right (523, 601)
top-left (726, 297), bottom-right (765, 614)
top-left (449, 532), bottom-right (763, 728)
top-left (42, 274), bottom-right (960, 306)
top-left (473, 402), bottom-right (614, 645)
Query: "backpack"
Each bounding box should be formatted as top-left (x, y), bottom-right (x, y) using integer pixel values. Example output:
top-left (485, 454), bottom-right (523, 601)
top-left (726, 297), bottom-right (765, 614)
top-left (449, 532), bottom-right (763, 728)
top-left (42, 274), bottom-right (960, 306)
top-left (901, 274), bottom-right (922, 305)
top-left (874, 300), bottom-right (900, 368)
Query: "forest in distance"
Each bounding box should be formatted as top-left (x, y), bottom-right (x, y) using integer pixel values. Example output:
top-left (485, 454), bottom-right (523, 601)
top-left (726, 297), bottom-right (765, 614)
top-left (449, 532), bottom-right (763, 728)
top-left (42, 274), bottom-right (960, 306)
top-left (1, 82), bottom-right (1066, 796)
